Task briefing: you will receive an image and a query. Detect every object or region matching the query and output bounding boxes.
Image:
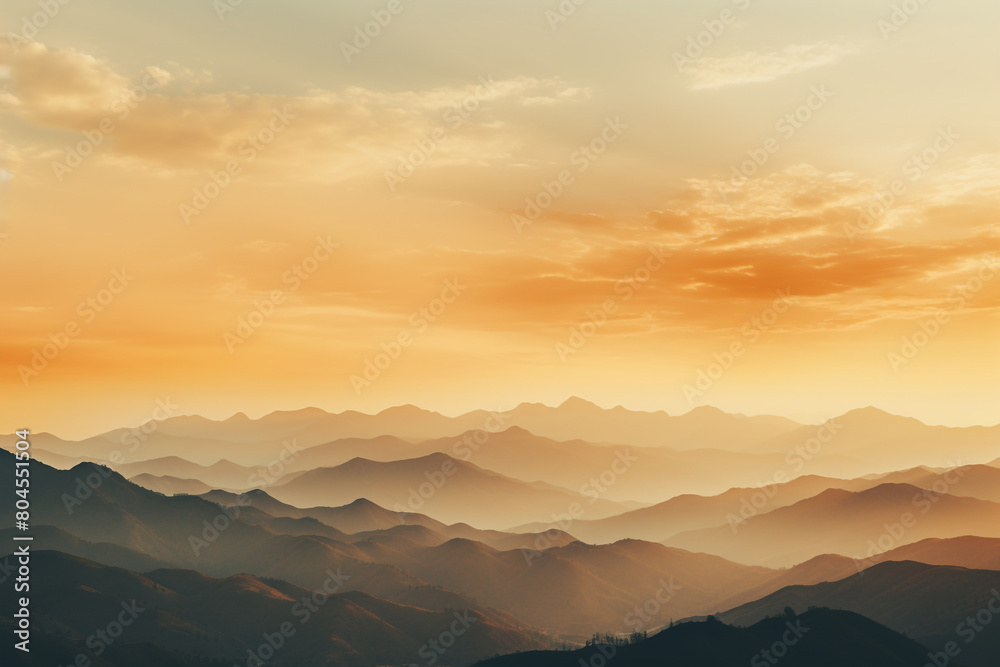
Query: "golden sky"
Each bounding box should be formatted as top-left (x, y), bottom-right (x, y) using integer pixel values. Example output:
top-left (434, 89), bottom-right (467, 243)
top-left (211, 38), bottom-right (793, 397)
top-left (2, 0), bottom-right (998, 437)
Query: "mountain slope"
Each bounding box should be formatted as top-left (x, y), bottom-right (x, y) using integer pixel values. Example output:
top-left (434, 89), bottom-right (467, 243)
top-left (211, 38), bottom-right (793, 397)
top-left (267, 452), bottom-right (632, 528)
top-left (6, 551), bottom-right (549, 667)
top-left (476, 608), bottom-right (930, 667)
top-left (666, 483), bottom-right (1000, 566)
top-left (754, 407), bottom-right (1000, 472)
top-left (197, 490), bottom-right (579, 551)
top-left (129, 473), bottom-right (215, 496)
top-left (875, 535), bottom-right (1000, 571)
top-left (719, 560), bottom-right (1000, 667)
top-left (531, 474), bottom-right (880, 544)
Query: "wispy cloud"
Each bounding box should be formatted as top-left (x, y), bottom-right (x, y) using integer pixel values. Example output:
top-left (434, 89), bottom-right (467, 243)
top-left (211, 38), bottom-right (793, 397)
top-left (687, 42), bottom-right (858, 90)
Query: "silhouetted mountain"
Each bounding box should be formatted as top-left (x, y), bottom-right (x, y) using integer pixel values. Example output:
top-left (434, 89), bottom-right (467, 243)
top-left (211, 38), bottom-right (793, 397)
top-left (0, 617), bottom-right (208, 667)
top-left (413, 426), bottom-right (813, 504)
top-left (666, 483), bottom-right (1000, 566)
top-left (266, 452), bottom-right (632, 528)
top-left (476, 608), bottom-right (930, 667)
top-left (876, 535), bottom-right (1000, 570)
top-left (356, 538), bottom-right (779, 636)
top-left (0, 449), bottom-right (422, 595)
top-left (877, 464), bottom-right (1000, 503)
top-left (489, 398), bottom-right (802, 449)
top-left (10, 399), bottom-right (803, 469)
top-left (116, 456), bottom-right (256, 489)
top-left (198, 490), bottom-right (579, 551)
top-left (754, 407), bottom-right (1000, 473)
top-left (720, 560), bottom-right (1000, 667)
top-left (3, 551), bottom-right (548, 667)
top-left (129, 473), bottom-right (214, 496)
top-left (0, 524), bottom-right (173, 572)
top-left (527, 474), bottom-right (879, 543)
top-left (711, 554), bottom-right (861, 612)
top-left (3, 451), bottom-right (799, 637)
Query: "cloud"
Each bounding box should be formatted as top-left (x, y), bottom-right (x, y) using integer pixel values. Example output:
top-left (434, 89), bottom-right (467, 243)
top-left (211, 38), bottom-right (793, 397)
top-left (0, 41), bottom-right (590, 178)
top-left (687, 42), bottom-right (858, 90)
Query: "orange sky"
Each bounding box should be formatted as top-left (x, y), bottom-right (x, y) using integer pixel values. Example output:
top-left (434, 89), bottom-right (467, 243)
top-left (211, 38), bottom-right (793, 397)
top-left (1, 0), bottom-right (998, 437)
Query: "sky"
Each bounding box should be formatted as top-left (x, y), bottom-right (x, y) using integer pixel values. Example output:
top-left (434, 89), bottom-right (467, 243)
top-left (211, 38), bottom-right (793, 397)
top-left (1, 0), bottom-right (998, 438)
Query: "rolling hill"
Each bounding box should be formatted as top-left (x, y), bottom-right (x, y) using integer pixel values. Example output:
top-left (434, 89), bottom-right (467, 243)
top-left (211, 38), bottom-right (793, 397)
top-left (719, 560), bottom-right (1000, 667)
top-left (476, 608), bottom-right (931, 667)
top-left (266, 452), bottom-right (633, 528)
top-left (753, 407), bottom-right (1000, 472)
top-left (665, 483), bottom-right (1000, 567)
top-left (524, 474), bottom-right (880, 544)
top-left (7, 550), bottom-right (549, 667)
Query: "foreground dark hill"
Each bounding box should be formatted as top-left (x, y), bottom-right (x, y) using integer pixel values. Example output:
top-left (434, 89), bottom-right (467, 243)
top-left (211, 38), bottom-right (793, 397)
top-left (707, 536), bottom-right (1000, 612)
top-left (719, 560), bottom-right (1000, 667)
top-left (476, 608), bottom-right (930, 667)
top-left (3, 551), bottom-right (548, 667)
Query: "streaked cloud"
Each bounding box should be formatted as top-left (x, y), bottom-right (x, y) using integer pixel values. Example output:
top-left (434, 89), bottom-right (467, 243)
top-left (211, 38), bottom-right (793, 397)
top-left (687, 42), bottom-right (859, 90)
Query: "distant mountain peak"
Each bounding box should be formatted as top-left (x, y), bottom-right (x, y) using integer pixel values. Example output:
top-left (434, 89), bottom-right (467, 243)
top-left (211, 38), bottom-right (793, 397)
top-left (377, 404), bottom-right (439, 417)
top-left (495, 425), bottom-right (535, 437)
top-left (838, 406), bottom-right (925, 426)
top-left (343, 497), bottom-right (384, 510)
top-left (557, 396), bottom-right (603, 411)
top-left (683, 405), bottom-right (730, 418)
